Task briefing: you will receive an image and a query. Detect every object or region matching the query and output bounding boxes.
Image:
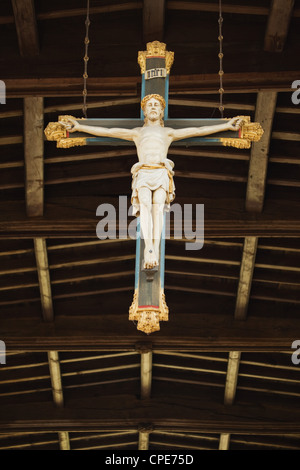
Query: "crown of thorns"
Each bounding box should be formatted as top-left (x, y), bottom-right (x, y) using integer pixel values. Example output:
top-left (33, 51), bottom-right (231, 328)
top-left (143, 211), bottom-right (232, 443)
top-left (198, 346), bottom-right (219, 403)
top-left (141, 94), bottom-right (166, 111)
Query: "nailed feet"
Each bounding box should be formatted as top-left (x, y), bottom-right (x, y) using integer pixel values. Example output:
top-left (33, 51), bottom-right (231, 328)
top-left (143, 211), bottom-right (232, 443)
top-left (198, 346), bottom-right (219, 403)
top-left (144, 248), bottom-right (158, 270)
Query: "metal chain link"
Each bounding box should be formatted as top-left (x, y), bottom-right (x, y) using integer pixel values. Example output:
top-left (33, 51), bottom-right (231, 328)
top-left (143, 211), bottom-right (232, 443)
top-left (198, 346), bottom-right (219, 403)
top-left (218, 0), bottom-right (224, 118)
top-left (82, 0), bottom-right (91, 118)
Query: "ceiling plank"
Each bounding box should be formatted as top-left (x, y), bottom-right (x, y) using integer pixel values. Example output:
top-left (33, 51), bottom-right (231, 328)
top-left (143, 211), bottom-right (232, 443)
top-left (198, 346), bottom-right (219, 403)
top-left (1, 3), bottom-right (143, 24)
top-left (38, 3), bottom-right (142, 21)
top-left (167, 2), bottom-right (269, 16)
top-left (0, 136), bottom-right (23, 145)
top-left (272, 131), bottom-right (300, 141)
top-left (11, 0), bottom-right (39, 57)
top-left (264, 0), bottom-right (295, 52)
top-left (24, 97), bottom-right (44, 217)
top-left (143, 0), bottom-right (165, 42)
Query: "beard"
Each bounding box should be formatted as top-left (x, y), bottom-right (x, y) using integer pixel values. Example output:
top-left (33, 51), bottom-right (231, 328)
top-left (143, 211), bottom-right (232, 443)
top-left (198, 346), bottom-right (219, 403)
top-left (148, 111), bottom-right (160, 121)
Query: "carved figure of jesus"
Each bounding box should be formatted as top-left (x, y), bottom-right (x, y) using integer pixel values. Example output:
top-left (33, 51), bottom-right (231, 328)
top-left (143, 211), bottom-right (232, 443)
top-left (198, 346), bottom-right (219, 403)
top-left (60, 94), bottom-right (242, 270)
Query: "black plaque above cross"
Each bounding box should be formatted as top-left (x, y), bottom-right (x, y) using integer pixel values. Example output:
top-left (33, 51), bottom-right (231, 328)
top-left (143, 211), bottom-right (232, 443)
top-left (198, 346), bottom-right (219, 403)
top-left (45, 41), bottom-right (263, 335)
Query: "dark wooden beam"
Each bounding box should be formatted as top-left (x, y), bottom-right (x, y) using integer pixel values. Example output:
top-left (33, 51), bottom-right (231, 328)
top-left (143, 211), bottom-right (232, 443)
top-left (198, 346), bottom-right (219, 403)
top-left (2, 2), bottom-right (300, 23)
top-left (11, 0), bottom-right (39, 57)
top-left (264, 0), bottom-right (295, 52)
top-left (1, 197), bottom-right (300, 237)
top-left (0, 394), bottom-right (300, 433)
top-left (5, 77), bottom-right (139, 98)
top-left (4, 71), bottom-right (300, 97)
top-left (0, 219), bottom-right (299, 238)
top-left (167, 1), bottom-right (297, 17)
top-left (143, 0), bottom-right (165, 42)
top-left (2, 3), bottom-right (142, 24)
top-left (2, 313), bottom-right (300, 352)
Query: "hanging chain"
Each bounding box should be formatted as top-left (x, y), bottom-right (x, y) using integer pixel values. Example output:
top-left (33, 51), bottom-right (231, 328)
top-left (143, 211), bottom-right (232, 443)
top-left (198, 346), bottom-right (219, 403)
top-left (82, 0), bottom-right (91, 118)
top-left (218, 0), bottom-right (224, 118)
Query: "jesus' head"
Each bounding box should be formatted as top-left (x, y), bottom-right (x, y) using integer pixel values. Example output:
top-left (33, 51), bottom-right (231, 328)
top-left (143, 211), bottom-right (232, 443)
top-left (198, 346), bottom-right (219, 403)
top-left (141, 94), bottom-right (166, 126)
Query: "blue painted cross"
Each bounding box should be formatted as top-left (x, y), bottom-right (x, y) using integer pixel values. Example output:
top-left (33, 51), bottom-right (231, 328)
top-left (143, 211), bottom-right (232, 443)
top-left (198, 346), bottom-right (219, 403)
top-left (45, 41), bottom-right (263, 335)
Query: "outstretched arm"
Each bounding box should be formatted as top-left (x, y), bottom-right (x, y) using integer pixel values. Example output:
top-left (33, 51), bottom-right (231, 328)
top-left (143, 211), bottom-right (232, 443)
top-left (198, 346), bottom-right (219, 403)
top-left (170, 117), bottom-right (243, 141)
top-left (59, 117), bottom-right (138, 141)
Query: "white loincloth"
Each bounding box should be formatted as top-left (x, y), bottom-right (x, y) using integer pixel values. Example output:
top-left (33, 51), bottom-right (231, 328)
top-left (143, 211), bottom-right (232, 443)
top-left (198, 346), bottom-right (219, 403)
top-left (131, 159), bottom-right (175, 217)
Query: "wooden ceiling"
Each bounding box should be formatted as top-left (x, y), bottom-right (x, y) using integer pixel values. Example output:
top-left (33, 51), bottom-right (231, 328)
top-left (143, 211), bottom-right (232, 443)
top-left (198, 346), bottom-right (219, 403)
top-left (0, 0), bottom-right (300, 451)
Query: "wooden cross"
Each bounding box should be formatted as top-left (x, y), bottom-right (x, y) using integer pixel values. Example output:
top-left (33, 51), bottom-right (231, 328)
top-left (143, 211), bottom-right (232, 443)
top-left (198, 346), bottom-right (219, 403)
top-left (45, 41), bottom-right (263, 335)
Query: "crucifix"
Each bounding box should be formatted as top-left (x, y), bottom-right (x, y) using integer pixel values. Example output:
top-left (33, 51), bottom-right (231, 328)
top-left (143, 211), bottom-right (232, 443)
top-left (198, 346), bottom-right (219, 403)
top-left (45, 41), bottom-right (263, 335)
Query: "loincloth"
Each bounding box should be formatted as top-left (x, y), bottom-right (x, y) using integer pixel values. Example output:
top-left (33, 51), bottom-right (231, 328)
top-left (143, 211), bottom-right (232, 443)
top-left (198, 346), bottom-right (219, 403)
top-left (131, 160), bottom-right (175, 217)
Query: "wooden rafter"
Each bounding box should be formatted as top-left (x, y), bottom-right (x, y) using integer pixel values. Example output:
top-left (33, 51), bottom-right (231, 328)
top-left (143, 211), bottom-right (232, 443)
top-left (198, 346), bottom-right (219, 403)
top-left (246, 92), bottom-right (278, 213)
top-left (48, 351), bottom-right (64, 407)
top-left (264, 0), bottom-right (295, 52)
top-left (48, 351), bottom-right (70, 450)
top-left (221, 91), bottom-right (279, 449)
top-left (138, 345), bottom-right (153, 450)
top-left (138, 431), bottom-right (149, 450)
top-left (11, 0), bottom-right (39, 57)
top-left (219, 433), bottom-right (230, 451)
top-left (234, 92), bottom-right (277, 320)
top-left (219, 351), bottom-right (242, 450)
top-left (234, 237), bottom-right (258, 321)
top-left (224, 352), bottom-right (241, 406)
top-left (143, 0), bottom-right (165, 42)
top-left (24, 97), bottom-right (44, 218)
top-left (140, 350), bottom-right (152, 400)
top-left (34, 238), bottom-right (54, 322)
